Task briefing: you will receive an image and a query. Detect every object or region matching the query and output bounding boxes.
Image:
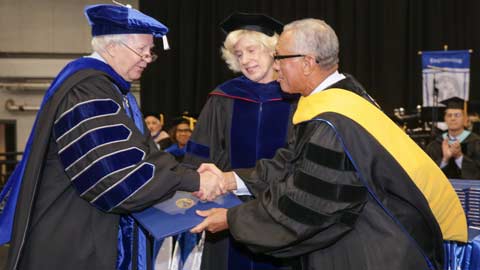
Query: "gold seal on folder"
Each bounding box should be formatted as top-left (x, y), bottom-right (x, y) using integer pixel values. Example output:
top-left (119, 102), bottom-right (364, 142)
top-left (175, 198), bottom-right (195, 209)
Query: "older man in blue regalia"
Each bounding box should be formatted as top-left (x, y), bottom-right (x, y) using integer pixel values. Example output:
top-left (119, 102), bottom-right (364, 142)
top-left (0, 4), bottom-right (223, 270)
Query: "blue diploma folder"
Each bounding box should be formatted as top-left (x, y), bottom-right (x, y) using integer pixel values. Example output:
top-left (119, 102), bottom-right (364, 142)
top-left (133, 191), bottom-right (242, 239)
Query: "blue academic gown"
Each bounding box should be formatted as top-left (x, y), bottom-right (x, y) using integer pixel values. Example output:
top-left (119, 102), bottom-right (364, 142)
top-left (183, 76), bottom-right (298, 270)
top-left (0, 57), bottom-right (199, 270)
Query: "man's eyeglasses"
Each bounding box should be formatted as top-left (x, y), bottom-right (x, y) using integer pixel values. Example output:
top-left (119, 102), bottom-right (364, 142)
top-left (273, 53), bottom-right (320, 64)
top-left (445, 112), bottom-right (464, 118)
top-left (120, 41), bottom-right (158, 62)
top-left (273, 54), bottom-right (305, 61)
top-left (177, 128), bottom-right (192, 133)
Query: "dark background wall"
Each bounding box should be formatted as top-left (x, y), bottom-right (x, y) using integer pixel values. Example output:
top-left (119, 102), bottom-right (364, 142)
top-left (139, 0), bottom-right (480, 119)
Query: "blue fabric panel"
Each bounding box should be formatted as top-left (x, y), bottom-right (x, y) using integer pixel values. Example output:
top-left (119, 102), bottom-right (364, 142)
top-left (257, 101), bottom-right (290, 159)
top-left (165, 143), bottom-right (186, 157)
top-left (230, 100), bottom-right (259, 169)
top-left (126, 92), bottom-right (145, 134)
top-left (54, 99), bottom-right (120, 140)
top-left (0, 161), bottom-right (23, 244)
top-left (218, 76), bottom-right (298, 102)
top-left (470, 238), bottom-right (480, 270)
top-left (137, 226), bottom-right (147, 270)
top-left (185, 140), bottom-right (210, 159)
top-left (116, 215), bottom-right (135, 270)
top-left (59, 124), bottom-right (131, 169)
top-left (72, 147), bottom-right (144, 195)
top-left (93, 163), bottom-right (154, 211)
top-left (230, 100), bottom-right (291, 169)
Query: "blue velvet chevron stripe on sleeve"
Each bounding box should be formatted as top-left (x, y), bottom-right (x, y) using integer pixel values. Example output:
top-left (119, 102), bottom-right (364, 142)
top-left (70, 147), bottom-right (145, 195)
top-left (58, 124), bottom-right (132, 169)
top-left (92, 163), bottom-right (155, 211)
top-left (54, 99), bottom-right (120, 140)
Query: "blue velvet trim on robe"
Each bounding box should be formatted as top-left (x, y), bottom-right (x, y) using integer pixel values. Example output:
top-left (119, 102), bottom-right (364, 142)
top-left (217, 76), bottom-right (298, 102)
top-left (71, 147), bottom-right (145, 195)
top-left (216, 76), bottom-right (293, 169)
top-left (185, 140), bottom-right (210, 159)
top-left (117, 215), bottom-right (135, 270)
top-left (165, 143), bottom-right (187, 157)
top-left (53, 99), bottom-right (120, 140)
top-left (230, 99), bottom-right (291, 169)
top-left (216, 77), bottom-right (296, 270)
top-left (59, 124), bottom-right (131, 169)
top-left (119, 87), bottom-right (148, 270)
top-left (92, 163), bottom-right (155, 211)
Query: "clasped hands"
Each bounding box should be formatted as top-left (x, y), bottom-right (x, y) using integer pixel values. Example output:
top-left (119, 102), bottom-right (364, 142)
top-left (195, 163), bottom-right (236, 201)
top-left (191, 163), bottom-right (236, 233)
top-left (442, 138), bottom-right (463, 162)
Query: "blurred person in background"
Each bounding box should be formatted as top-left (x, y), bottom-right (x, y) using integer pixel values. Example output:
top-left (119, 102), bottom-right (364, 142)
top-left (426, 97), bottom-right (480, 179)
top-left (165, 116), bottom-right (195, 162)
top-left (144, 113), bottom-right (171, 149)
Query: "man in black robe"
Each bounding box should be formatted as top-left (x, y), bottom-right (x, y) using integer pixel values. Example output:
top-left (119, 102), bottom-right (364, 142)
top-left (0, 4), bottom-right (223, 270)
top-left (192, 18), bottom-right (467, 270)
top-left (425, 97), bottom-right (480, 179)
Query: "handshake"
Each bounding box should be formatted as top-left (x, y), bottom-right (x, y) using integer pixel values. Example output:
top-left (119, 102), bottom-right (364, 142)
top-left (195, 163), bottom-right (237, 201)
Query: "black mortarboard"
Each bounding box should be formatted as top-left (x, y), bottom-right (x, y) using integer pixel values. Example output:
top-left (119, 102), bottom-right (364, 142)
top-left (143, 111), bottom-right (160, 118)
top-left (143, 112), bottom-right (165, 125)
top-left (165, 112), bottom-right (198, 131)
top-left (440, 97), bottom-right (466, 110)
top-left (219, 12), bottom-right (283, 36)
top-left (84, 4), bottom-right (168, 38)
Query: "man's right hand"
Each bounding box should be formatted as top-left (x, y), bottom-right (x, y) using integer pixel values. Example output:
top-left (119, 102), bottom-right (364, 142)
top-left (197, 163), bottom-right (237, 191)
top-left (198, 169), bottom-right (226, 201)
top-left (442, 138), bottom-right (453, 162)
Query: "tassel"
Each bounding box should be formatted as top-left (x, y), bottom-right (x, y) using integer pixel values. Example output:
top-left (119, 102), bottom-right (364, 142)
top-left (163, 35), bottom-right (170, 50)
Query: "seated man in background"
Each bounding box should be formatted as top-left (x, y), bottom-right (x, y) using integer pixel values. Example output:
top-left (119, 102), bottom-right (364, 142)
top-left (426, 97), bottom-right (480, 179)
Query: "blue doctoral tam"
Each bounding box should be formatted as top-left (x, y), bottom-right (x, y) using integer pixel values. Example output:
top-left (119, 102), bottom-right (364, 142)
top-left (84, 4), bottom-right (168, 38)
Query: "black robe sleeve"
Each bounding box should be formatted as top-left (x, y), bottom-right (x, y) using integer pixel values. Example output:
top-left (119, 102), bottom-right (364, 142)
top-left (235, 144), bottom-right (296, 198)
top-left (53, 75), bottom-right (199, 214)
top-left (228, 121), bottom-right (368, 257)
top-left (460, 133), bottom-right (480, 179)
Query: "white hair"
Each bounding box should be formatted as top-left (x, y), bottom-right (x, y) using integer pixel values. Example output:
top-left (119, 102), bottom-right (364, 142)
top-left (221, 29), bottom-right (278, 72)
top-left (91, 34), bottom-right (130, 53)
top-left (283, 19), bottom-right (339, 69)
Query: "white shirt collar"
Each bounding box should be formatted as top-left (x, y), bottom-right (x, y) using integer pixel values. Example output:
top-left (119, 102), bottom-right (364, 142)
top-left (86, 52), bottom-right (107, 63)
top-left (308, 71), bottom-right (346, 96)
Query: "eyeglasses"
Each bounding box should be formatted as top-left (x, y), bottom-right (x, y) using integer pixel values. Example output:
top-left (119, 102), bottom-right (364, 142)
top-left (273, 54), bottom-right (306, 61)
top-left (445, 112), bottom-right (464, 118)
top-left (120, 41), bottom-right (158, 62)
top-left (177, 128), bottom-right (192, 133)
top-left (273, 53), bottom-right (320, 64)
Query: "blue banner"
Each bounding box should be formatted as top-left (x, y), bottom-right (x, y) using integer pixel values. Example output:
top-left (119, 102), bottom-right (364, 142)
top-left (422, 50), bottom-right (470, 106)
